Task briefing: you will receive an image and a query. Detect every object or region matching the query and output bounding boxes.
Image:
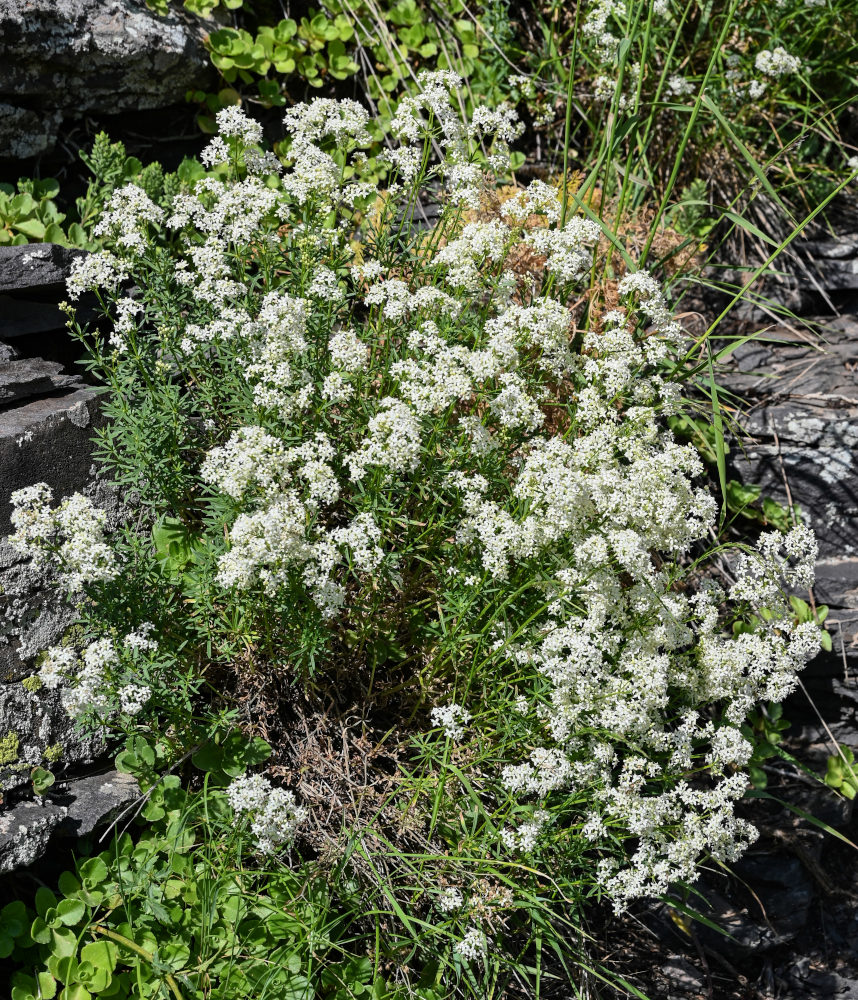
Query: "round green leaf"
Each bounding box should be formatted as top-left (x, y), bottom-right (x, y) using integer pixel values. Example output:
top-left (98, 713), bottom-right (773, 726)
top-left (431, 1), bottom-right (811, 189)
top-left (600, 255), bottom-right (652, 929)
top-left (56, 898), bottom-right (85, 926)
top-left (79, 858), bottom-right (109, 888)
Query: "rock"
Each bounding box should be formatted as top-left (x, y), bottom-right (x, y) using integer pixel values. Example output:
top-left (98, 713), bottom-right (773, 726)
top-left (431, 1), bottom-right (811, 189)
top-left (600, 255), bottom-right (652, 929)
top-left (0, 0), bottom-right (215, 158)
top-left (54, 769), bottom-right (139, 836)
top-left (0, 358), bottom-right (79, 403)
top-left (0, 341), bottom-right (19, 364)
top-left (0, 385), bottom-right (101, 535)
top-left (0, 103), bottom-right (62, 159)
top-left (690, 887), bottom-right (794, 958)
top-left (0, 244), bottom-right (86, 295)
top-left (782, 958), bottom-right (858, 999)
top-left (788, 777), bottom-right (854, 828)
top-left (0, 797), bottom-right (67, 872)
top-left (0, 296), bottom-right (74, 340)
top-left (721, 315), bottom-right (858, 739)
top-left (0, 684), bottom-right (105, 792)
top-left (0, 387), bottom-right (105, 682)
top-left (0, 771), bottom-right (138, 874)
top-left (660, 956), bottom-right (706, 995)
top-left (730, 852), bottom-right (814, 934)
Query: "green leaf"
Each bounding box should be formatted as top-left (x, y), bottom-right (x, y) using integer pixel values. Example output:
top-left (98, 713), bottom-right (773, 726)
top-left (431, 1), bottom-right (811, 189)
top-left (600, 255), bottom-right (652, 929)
top-left (79, 858), bottom-right (109, 888)
top-left (36, 973), bottom-right (57, 999)
top-left (56, 898), bottom-right (85, 926)
top-left (62, 984), bottom-right (92, 1000)
top-left (273, 19), bottom-right (298, 42)
top-left (31, 766), bottom-right (55, 795)
top-left (30, 916), bottom-right (50, 945)
top-left (10, 192), bottom-right (36, 215)
top-left (65, 222), bottom-right (89, 247)
top-left (14, 218), bottom-right (47, 240)
top-left (35, 888), bottom-right (57, 920)
top-left (43, 223), bottom-right (67, 244)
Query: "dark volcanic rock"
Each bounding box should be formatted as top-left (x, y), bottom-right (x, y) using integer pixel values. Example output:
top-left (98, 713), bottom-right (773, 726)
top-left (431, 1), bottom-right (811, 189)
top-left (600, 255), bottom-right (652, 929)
top-left (0, 358), bottom-right (79, 403)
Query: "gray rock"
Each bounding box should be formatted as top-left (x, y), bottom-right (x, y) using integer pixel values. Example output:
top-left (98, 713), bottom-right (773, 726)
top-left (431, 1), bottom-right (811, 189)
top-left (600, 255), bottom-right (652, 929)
top-left (0, 244), bottom-right (86, 294)
top-left (0, 684), bottom-right (105, 791)
top-left (0, 340), bottom-right (19, 363)
top-left (721, 314), bottom-right (858, 738)
top-left (660, 956), bottom-right (706, 995)
top-left (0, 385), bottom-right (101, 535)
top-left (0, 358), bottom-right (79, 403)
top-left (0, 103), bottom-right (62, 159)
top-left (0, 771), bottom-right (138, 874)
top-left (693, 888), bottom-right (793, 957)
top-left (0, 0), bottom-right (215, 157)
top-left (55, 769), bottom-right (139, 836)
top-left (783, 958), bottom-right (858, 999)
top-left (0, 387), bottom-right (104, 681)
top-left (730, 852), bottom-right (814, 934)
top-left (0, 797), bottom-right (67, 872)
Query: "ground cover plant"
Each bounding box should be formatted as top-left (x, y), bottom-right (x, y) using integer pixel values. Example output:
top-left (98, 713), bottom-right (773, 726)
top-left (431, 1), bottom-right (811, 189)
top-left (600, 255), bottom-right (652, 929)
top-left (2, 63), bottom-right (841, 996)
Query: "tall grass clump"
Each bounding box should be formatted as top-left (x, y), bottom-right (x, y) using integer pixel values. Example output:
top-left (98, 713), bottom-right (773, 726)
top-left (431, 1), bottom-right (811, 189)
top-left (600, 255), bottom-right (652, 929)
top-left (5, 72), bottom-right (826, 996)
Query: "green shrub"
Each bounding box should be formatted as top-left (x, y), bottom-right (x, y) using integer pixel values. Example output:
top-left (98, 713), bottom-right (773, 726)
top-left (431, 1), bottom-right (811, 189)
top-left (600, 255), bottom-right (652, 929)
top-left (6, 73), bottom-right (826, 993)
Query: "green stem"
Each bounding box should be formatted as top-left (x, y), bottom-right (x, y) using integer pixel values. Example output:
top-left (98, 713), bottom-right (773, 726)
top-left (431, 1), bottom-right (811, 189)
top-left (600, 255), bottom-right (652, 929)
top-left (91, 925), bottom-right (185, 1000)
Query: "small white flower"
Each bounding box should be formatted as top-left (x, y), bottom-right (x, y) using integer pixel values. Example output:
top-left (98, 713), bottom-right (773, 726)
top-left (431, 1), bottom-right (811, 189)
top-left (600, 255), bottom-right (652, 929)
top-left (430, 703), bottom-right (472, 740)
top-left (455, 926), bottom-right (487, 962)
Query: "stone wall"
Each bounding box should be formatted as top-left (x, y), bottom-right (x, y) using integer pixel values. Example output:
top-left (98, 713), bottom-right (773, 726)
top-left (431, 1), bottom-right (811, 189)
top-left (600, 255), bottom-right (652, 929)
top-left (0, 244), bottom-right (133, 872)
top-left (0, 0), bottom-right (215, 158)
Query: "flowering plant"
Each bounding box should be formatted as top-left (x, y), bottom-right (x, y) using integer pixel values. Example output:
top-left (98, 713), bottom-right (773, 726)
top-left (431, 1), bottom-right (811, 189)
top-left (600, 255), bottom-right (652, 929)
top-left (10, 73), bottom-right (821, 988)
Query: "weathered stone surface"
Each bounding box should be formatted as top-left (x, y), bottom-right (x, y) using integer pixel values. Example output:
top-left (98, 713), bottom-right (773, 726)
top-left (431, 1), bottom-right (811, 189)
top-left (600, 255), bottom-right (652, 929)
top-left (722, 314), bottom-right (858, 739)
top-left (0, 797), bottom-right (67, 873)
top-left (0, 386), bottom-right (101, 534)
top-left (0, 358), bottom-right (79, 403)
top-left (0, 770), bottom-right (138, 874)
top-left (782, 959), bottom-right (858, 1000)
top-left (0, 684), bottom-right (105, 791)
top-left (0, 243), bottom-right (86, 294)
top-left (0, 388), bottom-right (104, 681)
top-left (0, 103), bottom-right (62, 159)
top-left (659, 957), bottom-right (706, 996)
top-left (55, 769), bottom-right (139, 836)
top-left (0, 341), bottom-right (19, 364)
top-left (0, 0), bottom-right (215, 157)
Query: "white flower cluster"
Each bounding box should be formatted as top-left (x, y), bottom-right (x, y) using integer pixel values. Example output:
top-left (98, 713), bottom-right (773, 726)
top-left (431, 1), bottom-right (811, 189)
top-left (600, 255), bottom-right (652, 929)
top-left (67, 79), bottom-right (824, 912)
top-left (436, 886), bottom-right (464, 912)
top-left (582, 0), bottom-right (628, 61)
top-left (37, 625), bottom-right (156, 720)
top-left (226, 772), bottom-right (307, 854)
top-left (93, 184), bottom-right (164, 254)
top-left (501, 809), bottom-right (551, 852)
top-left (66, 250), bottom-right (129, 300)
top-left (755, 46), bottom-right (802, 78)
top-left (10, 484), bottom-right (118, 593)
top-left (430, 703), bottom-right (472, 740)
top-left (454, 926), bottom-right (487, 963)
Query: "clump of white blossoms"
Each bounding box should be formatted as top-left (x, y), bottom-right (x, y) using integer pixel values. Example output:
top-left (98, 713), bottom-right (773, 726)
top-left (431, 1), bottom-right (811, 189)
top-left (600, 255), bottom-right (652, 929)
top-left (36, 625), bottom-right (158, 721)
top-left (226, 773), bottom-right (307, 854)
top-left (431, 704), bottom-right (472, 740)
top-left (755, 46), bottom-right (802, 78)
top-left (10, 484), bottom-right (118, 593)
top-left (53, 72), bottom-right (822, 915)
